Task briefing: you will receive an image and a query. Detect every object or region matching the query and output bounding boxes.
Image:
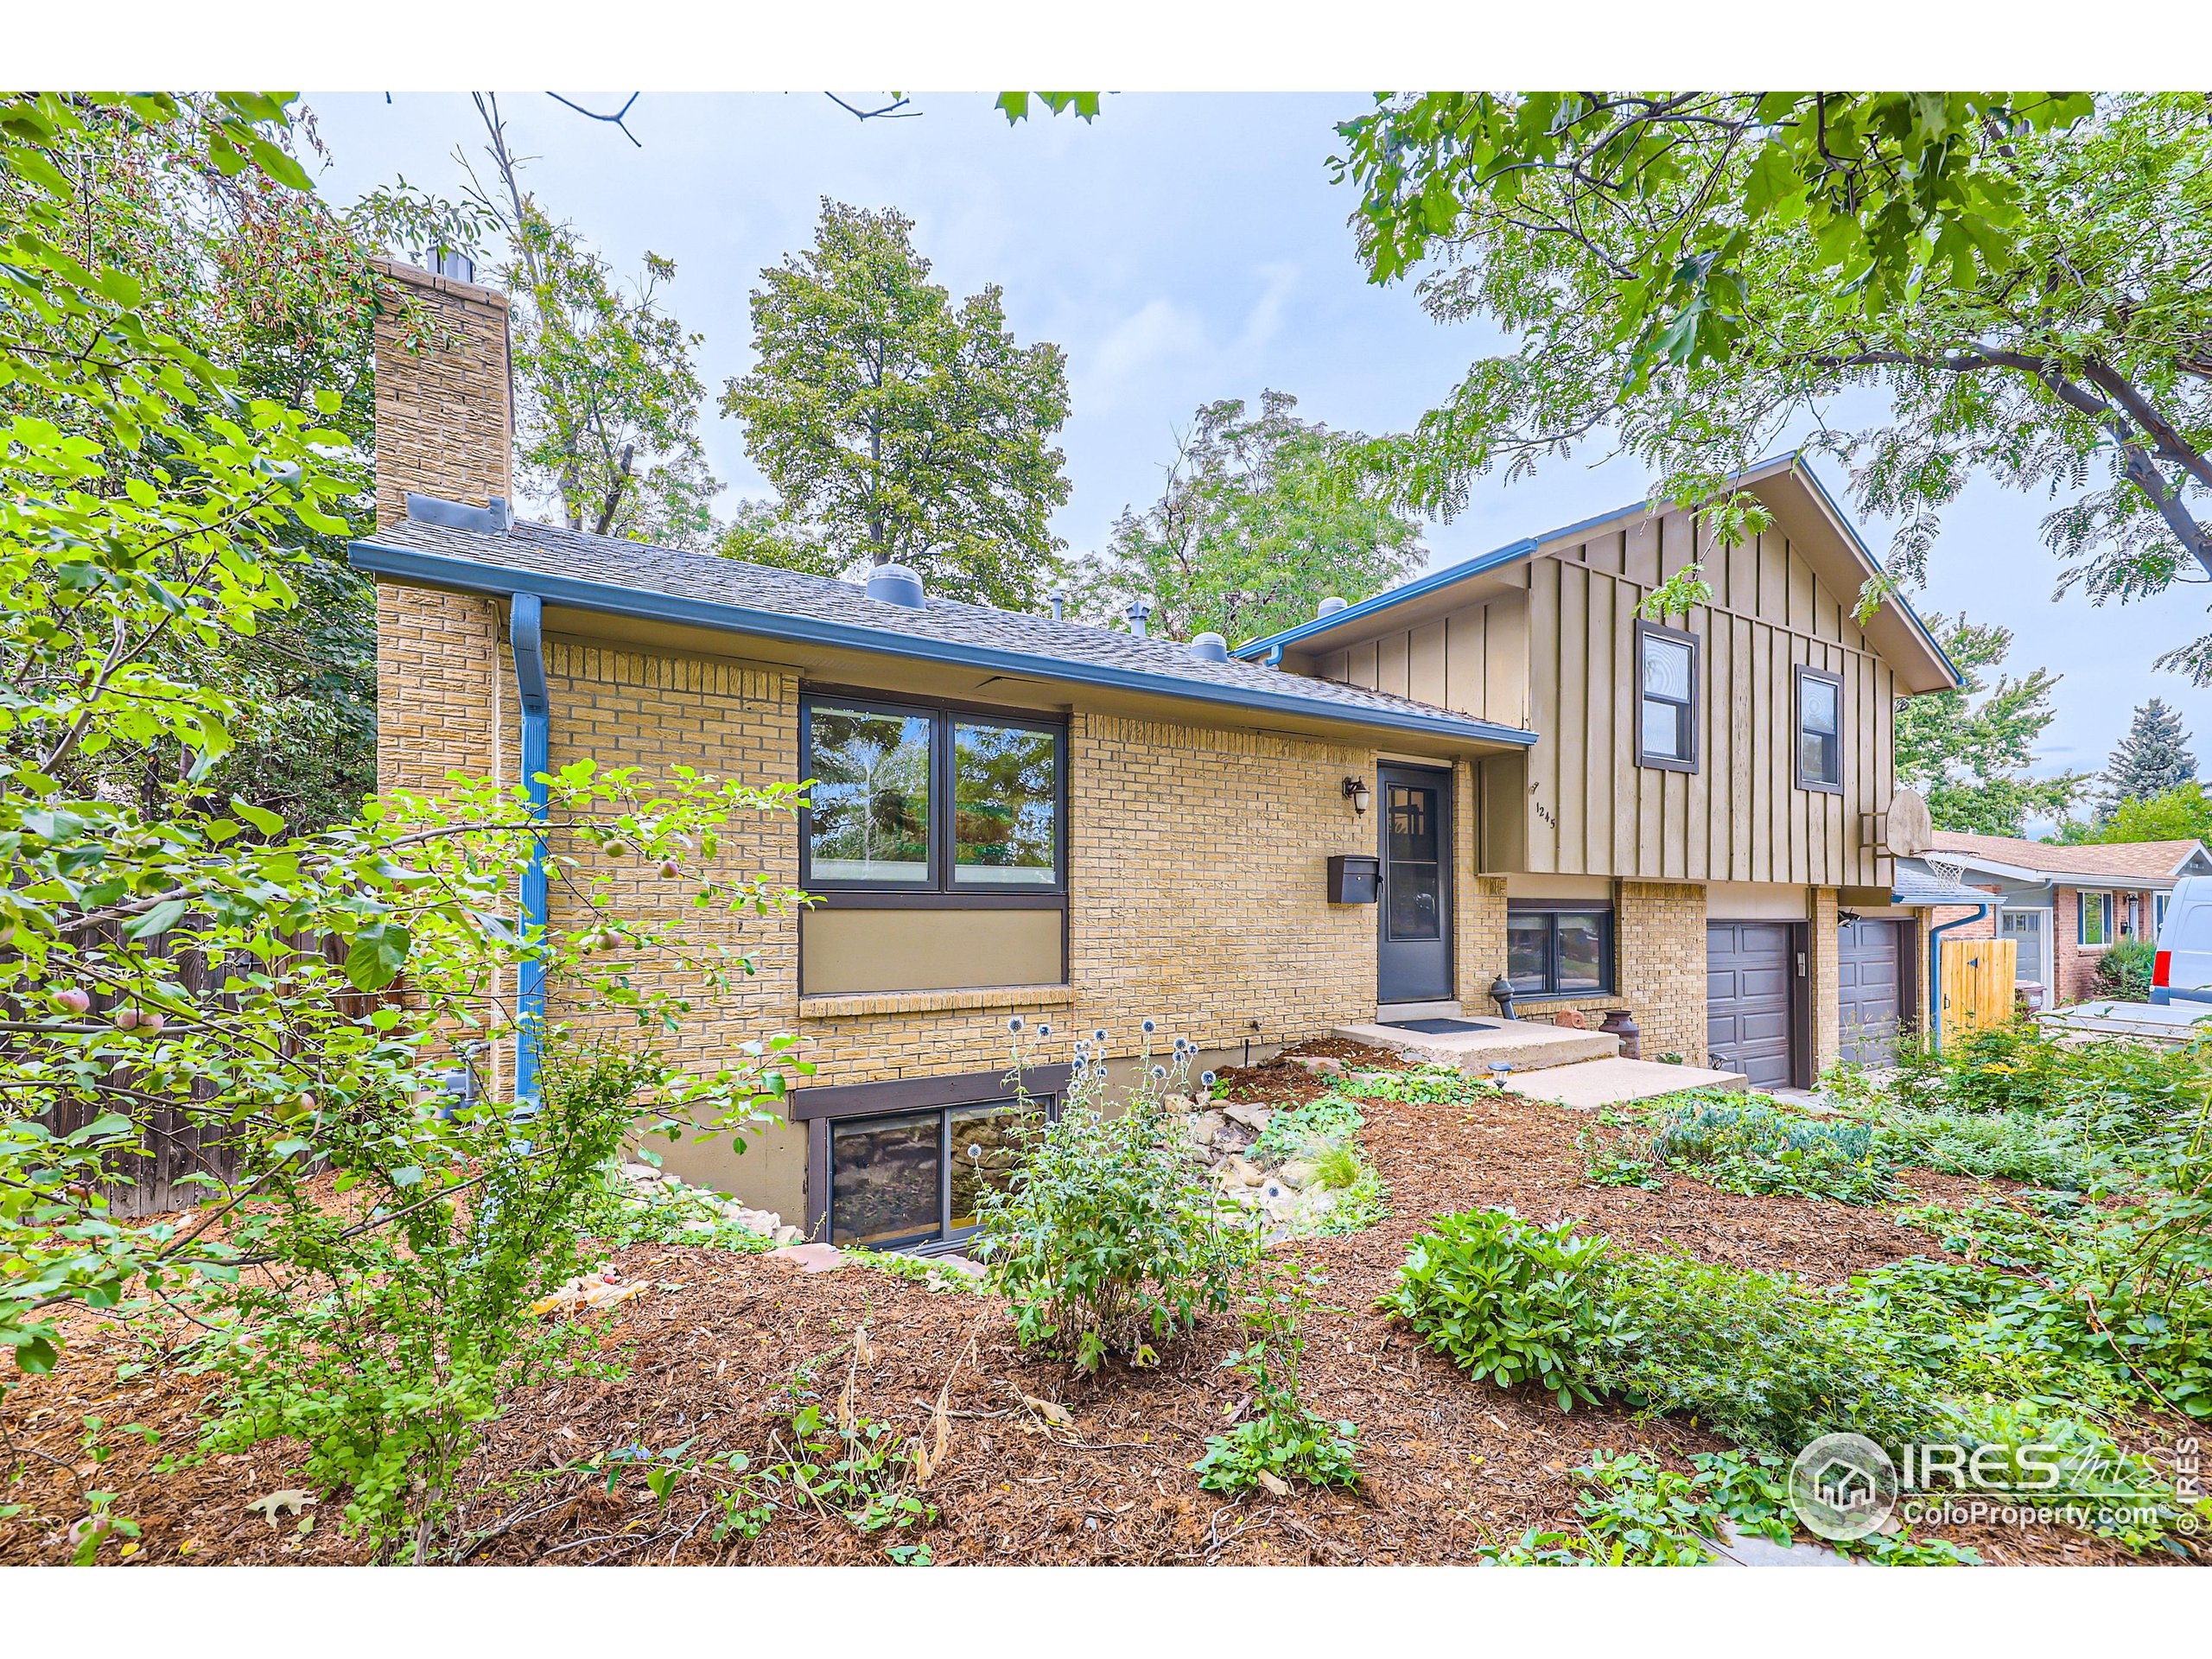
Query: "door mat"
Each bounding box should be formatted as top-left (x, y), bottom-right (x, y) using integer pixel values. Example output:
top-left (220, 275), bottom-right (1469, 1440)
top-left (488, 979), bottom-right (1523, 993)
top-left (1380, 1017), bottom-right (1497, 1034)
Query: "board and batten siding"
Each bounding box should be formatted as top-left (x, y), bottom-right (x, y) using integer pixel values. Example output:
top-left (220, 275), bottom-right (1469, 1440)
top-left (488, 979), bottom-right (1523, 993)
top-left (1313, 512), bottom-right (1895, 886)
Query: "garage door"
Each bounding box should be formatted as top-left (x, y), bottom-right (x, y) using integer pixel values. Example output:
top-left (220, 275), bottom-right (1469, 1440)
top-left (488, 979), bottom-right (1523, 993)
top-left (1839, 919), bottom-right (1905, 1069)
top-left (1707, 922), bottom-right (1796, 1089)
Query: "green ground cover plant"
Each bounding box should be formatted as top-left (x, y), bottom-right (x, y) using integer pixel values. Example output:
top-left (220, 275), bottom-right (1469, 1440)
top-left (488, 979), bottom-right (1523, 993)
top-left (1192, 1267), bottom-right (1361, 1497)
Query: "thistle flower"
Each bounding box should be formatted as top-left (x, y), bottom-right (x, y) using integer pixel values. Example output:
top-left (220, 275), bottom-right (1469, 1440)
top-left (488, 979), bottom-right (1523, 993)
top-left (1007, 1015), bottom-right (1024, 1033)
top-left (1092, 1028), bottom-right (1108, 1044)
top-left (1149, 1065), bottom-right (1166, 1080)
top-left (1141, 1017), bottom-right (1156, 1033)
top-left (1037, 1023), bottom-right (1052, 1038)
top-left (1200, 1071), bottom-right (1217, 1087)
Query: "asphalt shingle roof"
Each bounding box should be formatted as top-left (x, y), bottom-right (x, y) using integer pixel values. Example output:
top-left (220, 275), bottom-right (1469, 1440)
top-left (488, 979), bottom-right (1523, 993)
top-left (360, 515), bottom-right (1529, 740)
top-left (1889, 859), bottom-right (1999, 906)
top-left (1929, 830), bottom-right (2209, 883)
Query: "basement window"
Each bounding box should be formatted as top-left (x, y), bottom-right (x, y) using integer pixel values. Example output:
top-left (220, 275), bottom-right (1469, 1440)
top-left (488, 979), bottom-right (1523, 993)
top-left (797, 1068), bottom-right (1069, 1251)
top-left (1506, 902), bottom-right (1615, 997)
top-left (801, 691), bottom-right (1065, 898)
top-left (1634, 620), bottom-right (1700, 773)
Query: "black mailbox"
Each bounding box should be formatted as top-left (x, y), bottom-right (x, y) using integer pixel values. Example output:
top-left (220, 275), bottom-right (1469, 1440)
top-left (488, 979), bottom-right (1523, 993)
top-left (1326, 854), bottom-right (1380, 905)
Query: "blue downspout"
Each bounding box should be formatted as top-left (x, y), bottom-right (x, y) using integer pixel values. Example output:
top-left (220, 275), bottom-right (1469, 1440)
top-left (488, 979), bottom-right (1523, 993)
top-left (1925, 903), bottom-right (1993, 1053)
top-left (511, 593), bottom-right (550, 1103)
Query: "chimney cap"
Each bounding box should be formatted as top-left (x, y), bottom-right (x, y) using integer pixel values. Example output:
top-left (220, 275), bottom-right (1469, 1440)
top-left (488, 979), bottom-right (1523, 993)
top-left (864, 563), bottom-right (927, 609)
top-left (1187, 632), bottom-right (1230, 663)
top-left (406, 492), bottom-right (511, 534)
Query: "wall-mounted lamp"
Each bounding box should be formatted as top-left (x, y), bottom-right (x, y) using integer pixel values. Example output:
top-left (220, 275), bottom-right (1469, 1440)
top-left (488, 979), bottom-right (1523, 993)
top-left (1838, 911), bottom-right (1864, 926)
top-left (1342, 776), bottom-right (1370, 816)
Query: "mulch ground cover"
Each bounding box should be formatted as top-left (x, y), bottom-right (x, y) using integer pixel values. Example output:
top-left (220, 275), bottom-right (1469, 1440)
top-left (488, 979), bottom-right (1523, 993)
top-left (1, 1041), bottom-right (2191, 1567)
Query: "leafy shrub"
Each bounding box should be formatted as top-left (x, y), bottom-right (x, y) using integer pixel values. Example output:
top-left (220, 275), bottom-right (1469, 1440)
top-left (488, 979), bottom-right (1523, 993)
top-left (1578, 1126), bottom-right (1664, 1190)
top-left (1193, 1268), bottom-right (1360, 1496)
top-left (580, 1166), bottom-right (779, 1253)
top-left (1645, 1096), bottom-right (1893, 1204)
top-left (1586, 1250), bottom-right (1956, 1455)
top-left (197, 1042), bottom-right (675, 1550)
top-left (1885, 1021), bottom-right (2196, 1141)
top-left (1868, 1107), bottom-right (2111, 1188)
top-left (1376, 1208), bottom-right (1621, 1407)
top-left (2094, 936), bottom-right (2158, 1001)
top-left (979, 1043), bottom-right (1256, 1373)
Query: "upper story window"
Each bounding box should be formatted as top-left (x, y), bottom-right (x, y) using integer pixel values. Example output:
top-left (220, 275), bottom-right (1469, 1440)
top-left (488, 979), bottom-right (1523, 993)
top-left (801, 692), bottom-right (1065, 894)
top-left (1634, 620), bottom-right (1699, 773)
top-left (1796, 665), bottom-right (1844, 793)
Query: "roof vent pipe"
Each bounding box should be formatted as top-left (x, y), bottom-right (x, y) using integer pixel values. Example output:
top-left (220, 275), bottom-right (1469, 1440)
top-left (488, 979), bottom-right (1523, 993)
top-left (1187, 632), bottom-right (1230, 664)
top-left (1124, 598), bottom-right (1154, 639)
top-left (864, 563), bottom-right (927, 609)
top-left (1048, 589), bottom-right (1066, 621)
top-left (1317, 595), bottom-right (1348, 616)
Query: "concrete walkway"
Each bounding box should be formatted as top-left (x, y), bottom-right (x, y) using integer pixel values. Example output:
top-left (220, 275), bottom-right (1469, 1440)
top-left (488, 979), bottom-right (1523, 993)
top-left (1332, 1015), bottom-right (1618, 1075)
top-left (1503, 1055), bottom-right (1745, 1109)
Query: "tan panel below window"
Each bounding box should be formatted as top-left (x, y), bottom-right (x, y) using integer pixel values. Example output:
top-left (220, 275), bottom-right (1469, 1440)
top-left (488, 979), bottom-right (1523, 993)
top-left (800, 906), bottom-right (1064, 995)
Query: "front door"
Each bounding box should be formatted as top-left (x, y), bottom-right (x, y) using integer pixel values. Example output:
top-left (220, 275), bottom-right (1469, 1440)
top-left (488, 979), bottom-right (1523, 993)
top-left (1377, 764), bottom-right (1453, 1004)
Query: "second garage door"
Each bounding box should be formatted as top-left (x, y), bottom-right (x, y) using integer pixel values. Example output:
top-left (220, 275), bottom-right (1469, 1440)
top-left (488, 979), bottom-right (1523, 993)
top-left (1707, 921), bottom-right (1796, 1089)
top-left (1839, 919), bottom-right (1906, 1068)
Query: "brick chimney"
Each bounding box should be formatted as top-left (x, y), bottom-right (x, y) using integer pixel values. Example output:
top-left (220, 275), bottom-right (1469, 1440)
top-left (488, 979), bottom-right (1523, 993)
top-left (370, 256), bottom-right (513, 527)
top-left (367, 257), bottom-right (514, 799)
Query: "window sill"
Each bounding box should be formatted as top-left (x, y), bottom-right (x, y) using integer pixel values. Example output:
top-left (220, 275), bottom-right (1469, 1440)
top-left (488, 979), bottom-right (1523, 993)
top-left (799, 984), bottom-right (1076, 1020)
top-left (1511, 989), bottom-right (1620, 1007)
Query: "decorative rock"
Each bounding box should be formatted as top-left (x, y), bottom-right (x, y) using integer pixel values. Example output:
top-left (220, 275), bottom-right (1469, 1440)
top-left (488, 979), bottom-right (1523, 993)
top-left (1291, 1055), bottom-right (1344, 1077)
top-left (1193, 1109), bottom-right (1229, 1142)
top-left (767, 1241), bottom-right (842, 1271)
top-left (1276, 1159), bottom-right (1319, 1188)
top-left (1222, 1102), bottom-right (1274, 1134)
top-left (620, 1162), bottom-right (664, 1183)
top-left (1161, 1093), bottom-right (1197, 1115)
top-left (1213, 1155), bottom-right (1264, 1188)
top-left (772, 1224), bottom-right (804, 1246)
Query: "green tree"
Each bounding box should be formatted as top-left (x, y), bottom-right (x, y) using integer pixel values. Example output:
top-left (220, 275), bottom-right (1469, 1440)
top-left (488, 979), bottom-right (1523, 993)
top-left (721, 198), bottom-right (1072, 608)
top-left (463, 95), bottom-right (723, 548)
top-left (1332, 93), bottom-right (2212, 673)
top-left (2098, 697), bottom-right (2197, 820)
top-left (3, 95), bottom-right (387, 829)
top-left (1892, 614), bottom-right (2082, 835)
top-left (0, 94), bottom-right (806, 1557)
top-left (1071, 391), bottom-right (1428, 645)
top-left (2081, 780), bottom-right (2212, 846)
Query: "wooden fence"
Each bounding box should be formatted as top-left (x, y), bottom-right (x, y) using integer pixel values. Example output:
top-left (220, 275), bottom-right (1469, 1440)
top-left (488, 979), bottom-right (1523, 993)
top-left (37, 925), bottom-right (359, 1217)
top-left (1938, 936), bottom-right (2018, 1048)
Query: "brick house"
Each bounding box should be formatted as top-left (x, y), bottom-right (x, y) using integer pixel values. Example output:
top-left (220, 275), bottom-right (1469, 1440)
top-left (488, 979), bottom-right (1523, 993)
top-left (355, 257), bottom-right (1960, 1246)
top-left (1915, 831), bottom-right (2212, 1006)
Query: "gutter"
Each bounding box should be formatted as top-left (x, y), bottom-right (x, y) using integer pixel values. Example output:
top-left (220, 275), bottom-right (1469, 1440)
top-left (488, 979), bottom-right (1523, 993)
top-left (1923, 902), bottom-right (1994, 1054)
top-left (510, 592), bottom-right (550, 1103)
top-left (349, 538), bottom-right (1537, 753)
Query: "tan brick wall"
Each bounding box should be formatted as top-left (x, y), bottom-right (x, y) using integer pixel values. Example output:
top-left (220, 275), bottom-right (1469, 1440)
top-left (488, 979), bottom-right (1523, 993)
top-left (370, 257), bottom-right (512, 525)
top-left (1810, 886), bottom-right (1841, 1074)
top-left (375, 583), bottom-right (503, 794)
top-left (1612, 880), bottom-right (1707, 1064)
top-left (455, 635), bottom-right (1411, 1211)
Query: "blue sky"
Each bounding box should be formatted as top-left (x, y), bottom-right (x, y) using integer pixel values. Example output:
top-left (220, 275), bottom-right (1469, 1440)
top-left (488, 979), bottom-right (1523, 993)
top-left (308, 90), bottom-right (2212, 805)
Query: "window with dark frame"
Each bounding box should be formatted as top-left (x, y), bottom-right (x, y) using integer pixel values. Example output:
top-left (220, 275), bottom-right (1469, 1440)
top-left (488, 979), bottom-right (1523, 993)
top-left (800, 692), bottom-right (1065, 897)
top-left (799, 1070), bottom-right (1068, 1251)
top-left (1505, 902), bottom-right (1615, 996)
top-left (1634, 620), bottom-right (1699, 772)
top-left (1796, 664), bottom-right (1844, 793)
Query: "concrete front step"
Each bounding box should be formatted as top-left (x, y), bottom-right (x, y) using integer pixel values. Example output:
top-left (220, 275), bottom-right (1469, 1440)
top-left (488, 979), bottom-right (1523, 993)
top-left (1502, 1056), bottom-right (1747, 1109)
top-left (1332, 1015), bottom-right (1618, 1075)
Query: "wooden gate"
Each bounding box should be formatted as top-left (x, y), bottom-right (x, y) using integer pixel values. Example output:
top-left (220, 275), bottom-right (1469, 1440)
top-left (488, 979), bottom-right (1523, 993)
top-left (1939, 937), bottom-right (2018, 1046)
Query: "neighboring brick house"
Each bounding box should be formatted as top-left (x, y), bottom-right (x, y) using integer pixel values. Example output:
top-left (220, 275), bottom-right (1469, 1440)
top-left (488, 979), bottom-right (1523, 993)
top-left (356, 257), bottom-right (1961, 1245)
top-left (1915, 832), bottom-right (2212, 1006)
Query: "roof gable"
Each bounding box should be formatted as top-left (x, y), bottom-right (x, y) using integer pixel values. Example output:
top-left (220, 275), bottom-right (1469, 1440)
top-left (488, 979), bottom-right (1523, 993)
top-left (1235, 454), bottom-right (1957, 694)
top-left (1929, 830), bottom-right (2212, 884)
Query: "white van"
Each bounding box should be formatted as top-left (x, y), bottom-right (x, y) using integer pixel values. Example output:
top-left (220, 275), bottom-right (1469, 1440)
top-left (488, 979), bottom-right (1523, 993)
top-left (2151, 875), bottom-right (2212, 1005)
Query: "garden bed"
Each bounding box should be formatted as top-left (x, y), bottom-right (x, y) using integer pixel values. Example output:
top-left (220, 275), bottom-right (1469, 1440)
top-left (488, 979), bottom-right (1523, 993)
top-left (0, 1041), bottom-right (2189, 1567)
